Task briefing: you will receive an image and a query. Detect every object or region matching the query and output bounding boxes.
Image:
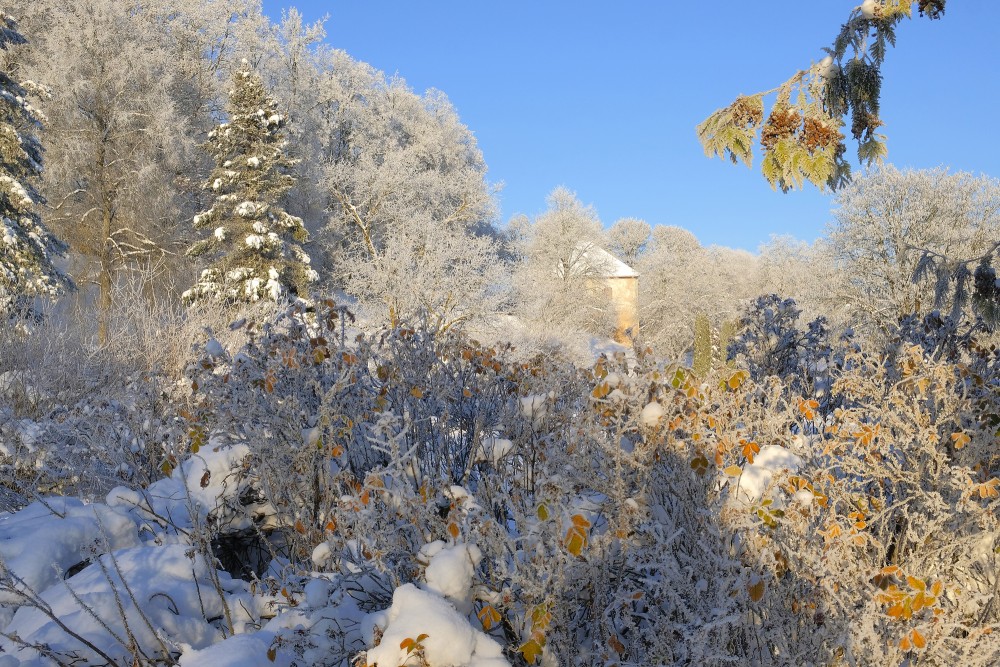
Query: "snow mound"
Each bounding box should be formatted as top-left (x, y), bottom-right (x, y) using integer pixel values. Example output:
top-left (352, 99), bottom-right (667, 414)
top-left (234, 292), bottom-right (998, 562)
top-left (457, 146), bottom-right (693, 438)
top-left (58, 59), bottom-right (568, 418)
top-left (419, 541), bottom-right (482, 613)
top-left (365, 584), bottom-right (508, 667)
top-left (179, 631), bottom-right (292, 667)
top-left (0, 498), bottom-right (139, 606)
top-left (1, 545), bottom-right (266, 665)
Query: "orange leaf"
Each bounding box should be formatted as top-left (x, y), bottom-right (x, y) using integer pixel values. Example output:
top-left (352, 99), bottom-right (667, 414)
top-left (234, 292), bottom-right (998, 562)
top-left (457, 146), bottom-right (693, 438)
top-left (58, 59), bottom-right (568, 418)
top-left (952, 432), bottom-right (971, 450)
top-left (294, 519), bottom-right (306, 534)
top-left (448, 522), bottom-right (460, 539)
top-left (325, 519), bottom-right (337, 532)
top-left (477, 604), bottom-right (502, 631)
top-left (591, 382), bottom-right (610, 399)
top-left (911, 629), bottom-right (926, 650)
top-left (747, 576), bottom-right (765, 602)
top-left (400, 637), bottom-right (415, 652)
top-left (565, 526), bottom-right (588, 556)
top-left (410, 386), bottom-right (424, 399)
top-left (571, 514), bottom-right (591, 529)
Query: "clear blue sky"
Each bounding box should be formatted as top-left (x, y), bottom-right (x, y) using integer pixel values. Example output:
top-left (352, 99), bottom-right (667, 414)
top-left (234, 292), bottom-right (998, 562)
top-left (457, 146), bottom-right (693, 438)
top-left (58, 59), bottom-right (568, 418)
top-left (261, 1), bottom-right (1000, 252)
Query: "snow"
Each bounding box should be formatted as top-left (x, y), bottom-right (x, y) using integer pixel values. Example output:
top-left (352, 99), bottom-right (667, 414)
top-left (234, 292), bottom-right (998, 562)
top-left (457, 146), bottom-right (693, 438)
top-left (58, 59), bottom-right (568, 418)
top-left (179, 632), bottom-right (292, 667)
top-left (475, 437), bottom-right (513, 465)
top-left (420, 541), bottom-right (482, 613)
top-left (106, 441), bottom-right (274, 533)
top-left (205, 337), bottom-right (225, 358)
top-left (727, 445), bottom-right (802, 504)
top-left (0, 498), bottom-right (139, 608)
top-left (573, 242), bottom-right (639, 278)
top-left (364, 584), bottom-right (508, 667)
top-left (639, 400), bottom-right (666, 428)
top-left (1, 545), bottom-right (266, 664)
top-left (235, 201), bottom-right (258, 218)
top-left (520, 392), bottom-right (553, 430)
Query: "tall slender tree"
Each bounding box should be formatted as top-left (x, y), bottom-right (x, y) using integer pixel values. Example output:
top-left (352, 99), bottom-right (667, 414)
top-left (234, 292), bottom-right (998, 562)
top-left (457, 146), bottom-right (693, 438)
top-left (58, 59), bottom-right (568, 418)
top-left (0, 13), bottom-right (71, 318)
top-left (184, 61), bottom-right (316, 304)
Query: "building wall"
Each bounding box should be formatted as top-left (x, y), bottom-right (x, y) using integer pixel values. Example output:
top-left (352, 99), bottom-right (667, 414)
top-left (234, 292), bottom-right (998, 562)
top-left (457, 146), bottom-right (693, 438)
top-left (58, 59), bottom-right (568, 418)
top-left (606, 276), bottom-right (638, 342)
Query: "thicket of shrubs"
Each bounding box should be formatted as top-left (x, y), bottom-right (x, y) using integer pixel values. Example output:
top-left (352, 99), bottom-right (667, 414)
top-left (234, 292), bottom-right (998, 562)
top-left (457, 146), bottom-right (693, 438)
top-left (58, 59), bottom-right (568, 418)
top-left (2, 293), bottom-right (999, 666)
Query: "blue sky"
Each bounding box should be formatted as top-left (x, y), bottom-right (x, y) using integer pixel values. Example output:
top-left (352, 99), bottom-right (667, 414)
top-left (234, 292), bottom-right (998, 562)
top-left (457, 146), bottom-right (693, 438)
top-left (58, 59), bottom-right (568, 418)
top-left (261, 1), bottom-right (1000, 252)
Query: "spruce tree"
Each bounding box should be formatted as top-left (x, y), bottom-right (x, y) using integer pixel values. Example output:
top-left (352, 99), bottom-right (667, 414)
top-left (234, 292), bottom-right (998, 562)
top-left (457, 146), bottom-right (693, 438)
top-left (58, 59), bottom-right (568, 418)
top-left (0, 13), bottom-right (71, 318)
top-left (184, 61), bottom-right (315, 304)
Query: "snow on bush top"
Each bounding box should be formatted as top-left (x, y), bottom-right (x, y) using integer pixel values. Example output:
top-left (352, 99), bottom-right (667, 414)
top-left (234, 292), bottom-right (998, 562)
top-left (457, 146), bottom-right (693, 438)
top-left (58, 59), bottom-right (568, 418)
top-left (364, 584), bottom-right (508, 667)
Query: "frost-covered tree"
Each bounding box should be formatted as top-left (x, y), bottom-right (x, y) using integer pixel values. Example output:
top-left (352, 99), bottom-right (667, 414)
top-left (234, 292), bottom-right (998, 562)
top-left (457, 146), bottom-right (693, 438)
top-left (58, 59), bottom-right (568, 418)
top-left (310, 53), bottom-right (502, 326)
top-left (10, 0), bottom-right (196, 340)
top-left (317, 56), bottom-right (497, 275)
top-left (184, 62), bottom-right (316, 304)
top-left (822, 165), bottom-right (1000, 339)
top-left (0, 13), bottom-right (71, 317)
top-left (604, 216), bottom-right (650, 268)
top-left (346, 220), bottom-right (508, 331)
top-left (512, 187), bottom-right (615, 336)
top-left (637, 226), bottom-right (761, 359)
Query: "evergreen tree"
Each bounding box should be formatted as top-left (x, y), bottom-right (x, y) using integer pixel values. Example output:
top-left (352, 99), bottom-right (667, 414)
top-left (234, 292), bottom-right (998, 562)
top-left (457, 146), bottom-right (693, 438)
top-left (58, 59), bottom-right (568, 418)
top-left (184, 61), bottom-right (315, 304)
top-left (0, 13), bottom-right (71, 318)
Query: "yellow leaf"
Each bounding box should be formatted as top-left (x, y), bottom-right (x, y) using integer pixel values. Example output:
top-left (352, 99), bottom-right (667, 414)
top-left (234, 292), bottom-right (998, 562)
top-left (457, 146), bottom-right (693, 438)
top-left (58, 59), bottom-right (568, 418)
top-left (267, 646), bottom-right (276, 662)
top-left (520, 638), bottom-right (544, 664)
top-left (160, 460), bottom-right (173, 476)
top-left (536, 503), bottom-right (550, 521)
top-left (723, 464), bottom-right (743, 477)
top-left (410, 386), bottom-right (424, 399)
top-left (591, 382), bottom-right (610, 399)
top-left (906, 576), bottom-right (926, 591)
top-left (952, 432), bottom-right (971, 450)
top-left (726, 370), bottom-right (749, 391)
top-left (463, 388), bottom-right (473, 398)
